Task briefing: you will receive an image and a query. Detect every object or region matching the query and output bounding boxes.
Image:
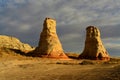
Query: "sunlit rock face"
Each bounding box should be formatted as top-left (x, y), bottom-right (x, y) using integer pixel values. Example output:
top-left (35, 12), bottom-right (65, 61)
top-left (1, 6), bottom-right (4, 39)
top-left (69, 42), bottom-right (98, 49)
top-left (79, 26), bottom-right (110, 60)
top-left (0, 35), bottom-right (34, 53)
top-left (33, 18), bottom-right (68, 59)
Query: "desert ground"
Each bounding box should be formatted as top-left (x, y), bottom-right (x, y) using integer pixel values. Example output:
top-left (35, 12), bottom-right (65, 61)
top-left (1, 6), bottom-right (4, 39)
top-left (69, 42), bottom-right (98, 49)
top-left (0, 55), bottom-right (120, 80)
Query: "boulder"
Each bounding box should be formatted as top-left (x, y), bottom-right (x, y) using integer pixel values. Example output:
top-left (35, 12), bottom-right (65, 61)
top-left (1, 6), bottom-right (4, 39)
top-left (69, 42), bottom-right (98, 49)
top-left (78, 26), bottom-right (110, 60)
top-left (33, 18), bottom-right (68, 59)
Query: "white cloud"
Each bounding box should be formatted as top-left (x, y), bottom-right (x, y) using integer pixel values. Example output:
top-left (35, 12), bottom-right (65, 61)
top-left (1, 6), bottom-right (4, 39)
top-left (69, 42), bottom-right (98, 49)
top-left (105, 43), bottom-right (120, 49)
top-left (19, 24), bottom-right (31, 31)
top-left (14, 0), bottom-right (28, 3)
top-left (103, 38), bottom-right (120, 49)
top-left (60, 33), bottom-right (81, 41)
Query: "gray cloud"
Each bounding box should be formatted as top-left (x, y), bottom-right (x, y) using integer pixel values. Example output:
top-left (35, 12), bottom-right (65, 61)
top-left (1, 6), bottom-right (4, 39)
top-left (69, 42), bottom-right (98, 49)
top-left (0, 0), bottom-right (120, 56)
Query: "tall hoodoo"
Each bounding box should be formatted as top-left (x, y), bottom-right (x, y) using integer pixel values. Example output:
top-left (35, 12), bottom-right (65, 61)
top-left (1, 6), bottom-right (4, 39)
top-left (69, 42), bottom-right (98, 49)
top-left (79, 26), bottom-right (110, 60)
top-left (34, 18), bottom-right (68, 59)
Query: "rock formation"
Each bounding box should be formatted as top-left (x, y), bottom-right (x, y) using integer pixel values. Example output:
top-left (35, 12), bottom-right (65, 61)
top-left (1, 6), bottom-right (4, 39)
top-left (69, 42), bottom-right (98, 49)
top-left (78, 26), bottom-right (110, 60)
top-left (0, 35), bottom-right (34, 53)
top-left (33, 18), bottom-right (68, 59)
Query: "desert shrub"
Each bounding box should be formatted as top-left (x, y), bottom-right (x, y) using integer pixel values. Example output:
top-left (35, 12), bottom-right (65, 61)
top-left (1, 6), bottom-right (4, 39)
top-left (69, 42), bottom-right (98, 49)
top-left (104, 58), bottom-right (120, 64)
top-left (56, 62), bottom-right (62, 64)
top-left (80, 60), bottom-right (95, 65)
top-left (56, 61), bottom-right (76, 65)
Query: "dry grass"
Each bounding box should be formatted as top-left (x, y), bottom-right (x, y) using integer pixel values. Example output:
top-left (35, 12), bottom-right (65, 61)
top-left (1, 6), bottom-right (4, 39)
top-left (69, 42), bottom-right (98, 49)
top-left (0, 50), bottom-right (120, 80)
top-left (0, 57), bottom-right (120, 80)
top-left (0, 48), bottom-right (120, 80)
top-left (1, 49), bottom-right (120, 65)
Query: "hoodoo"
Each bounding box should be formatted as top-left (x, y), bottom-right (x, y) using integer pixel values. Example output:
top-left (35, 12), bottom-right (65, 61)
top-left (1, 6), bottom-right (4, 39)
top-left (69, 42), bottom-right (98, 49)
top-left (79, 26), bottom-right (110, 60)
top-left (33, 18), bottom-right (68, 59)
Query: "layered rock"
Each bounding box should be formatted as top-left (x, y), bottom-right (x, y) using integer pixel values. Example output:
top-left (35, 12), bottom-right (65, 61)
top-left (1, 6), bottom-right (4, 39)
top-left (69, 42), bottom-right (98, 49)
top-left (79, 26), bottom-right (110, 60)
top-left (0, 35), bottom-right (34, 53)
top-left (33, 18), bottom-right (68, 59)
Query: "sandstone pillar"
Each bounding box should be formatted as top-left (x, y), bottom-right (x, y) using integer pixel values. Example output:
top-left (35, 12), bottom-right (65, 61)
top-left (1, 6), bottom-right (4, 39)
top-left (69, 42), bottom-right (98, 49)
top-left (79, 26), bottom-right (110, 60)
top-left (34, 18), bottom-right (68, 59)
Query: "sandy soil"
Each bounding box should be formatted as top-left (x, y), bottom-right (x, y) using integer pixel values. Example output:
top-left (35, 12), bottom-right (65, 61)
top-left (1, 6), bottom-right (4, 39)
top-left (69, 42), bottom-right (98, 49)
top-left (0, 58), bottom-right (120, 80)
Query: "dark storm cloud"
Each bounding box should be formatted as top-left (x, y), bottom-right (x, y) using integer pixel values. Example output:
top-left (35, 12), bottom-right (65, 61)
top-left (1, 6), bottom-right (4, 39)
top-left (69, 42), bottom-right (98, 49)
top-left (101, 25), bottom-right (120, 38)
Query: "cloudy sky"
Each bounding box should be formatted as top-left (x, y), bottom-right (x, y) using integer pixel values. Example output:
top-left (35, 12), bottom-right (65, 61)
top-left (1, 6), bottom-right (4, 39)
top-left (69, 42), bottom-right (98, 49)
top-left (0, 0), bottom-right (120, 56)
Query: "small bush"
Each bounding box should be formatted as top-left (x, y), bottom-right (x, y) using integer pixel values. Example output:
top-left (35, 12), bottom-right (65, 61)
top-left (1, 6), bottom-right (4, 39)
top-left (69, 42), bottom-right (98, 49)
top-left (56, 62), bottom-right (62, 64)
top-left (80, 60), bottom-right (95, 65)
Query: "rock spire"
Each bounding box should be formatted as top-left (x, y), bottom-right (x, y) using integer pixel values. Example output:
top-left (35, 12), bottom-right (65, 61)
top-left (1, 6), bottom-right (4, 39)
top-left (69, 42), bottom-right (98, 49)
top-left (79, 26), bottom-right (110, 60)
top-left (33, 18), bottom-right (68, 59)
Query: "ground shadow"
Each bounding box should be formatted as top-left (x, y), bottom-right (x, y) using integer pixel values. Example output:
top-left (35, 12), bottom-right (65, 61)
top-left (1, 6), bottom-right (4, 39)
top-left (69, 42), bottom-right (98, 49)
top-left (8, 48), bottom-right (26, 56)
